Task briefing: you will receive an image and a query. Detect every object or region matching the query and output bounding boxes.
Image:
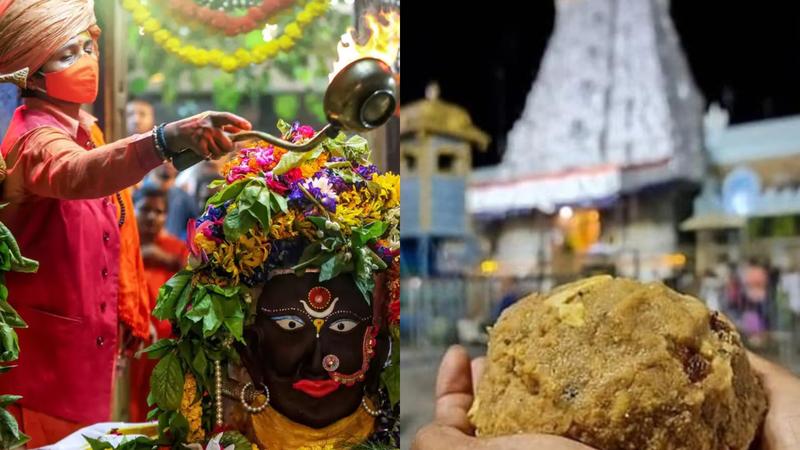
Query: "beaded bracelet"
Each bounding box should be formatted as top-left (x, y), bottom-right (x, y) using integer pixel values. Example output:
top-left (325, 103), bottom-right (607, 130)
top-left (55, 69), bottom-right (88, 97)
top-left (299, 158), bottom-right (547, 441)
top-left (151, 125), bottom-right (170, 162)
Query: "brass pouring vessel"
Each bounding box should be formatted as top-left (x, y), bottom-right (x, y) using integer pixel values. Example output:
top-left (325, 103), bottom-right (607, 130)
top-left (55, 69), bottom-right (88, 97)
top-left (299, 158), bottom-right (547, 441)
top-left (172, 57), bottom-right (398, 171)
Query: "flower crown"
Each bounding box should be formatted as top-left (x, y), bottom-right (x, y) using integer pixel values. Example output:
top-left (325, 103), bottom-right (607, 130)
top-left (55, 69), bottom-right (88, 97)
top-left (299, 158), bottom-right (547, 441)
top-left (142, 120), bottom-right (400, 449)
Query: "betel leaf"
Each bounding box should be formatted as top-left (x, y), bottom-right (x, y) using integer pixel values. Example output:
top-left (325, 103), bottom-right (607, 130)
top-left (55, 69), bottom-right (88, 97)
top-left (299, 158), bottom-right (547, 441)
top-left (150, 353), bottom-right (183, 411)
top-left (201, 294), bottom-right (225, 337)
top-left (319, 252), bottom-right (352, 282)
top-left (272, 146), bottom-right (324, 176)
top-left (221, 298), bottom-right (245, 342)
top-left (223, 206), bottom-right (257, 241)
top-left (207, 178), bottom-right (248, 206)
top-left (207, 179), bottom-right (227, 190)
top-left (167, 411), bottom-right (189, 444)
top-left (270, 191), bottom-right (289, 214)
top-left (206, 284), bottom-right (240, 298)
top-left (191, 349), bottom-right (208, 383)
top-left (141, 339), bottom-right (176, 359)
top-left (185, 293), bottom-right (211, 323)
top-left (153, 270), bottom-right (192, 321)
top-left (352, 221), bottom-right (388, 247)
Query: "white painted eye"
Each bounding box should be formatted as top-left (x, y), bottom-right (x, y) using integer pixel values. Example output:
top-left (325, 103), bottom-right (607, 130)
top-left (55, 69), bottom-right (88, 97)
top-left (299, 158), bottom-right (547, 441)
top-left (272, 315), bottom-right (306, 331)
top-left (328, 318), bottom-right (358, 333)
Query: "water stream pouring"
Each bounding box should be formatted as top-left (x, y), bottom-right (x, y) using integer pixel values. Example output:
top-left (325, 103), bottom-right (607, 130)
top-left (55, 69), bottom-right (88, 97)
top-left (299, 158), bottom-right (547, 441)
top-left (172, 57), bottom-right (398, 171)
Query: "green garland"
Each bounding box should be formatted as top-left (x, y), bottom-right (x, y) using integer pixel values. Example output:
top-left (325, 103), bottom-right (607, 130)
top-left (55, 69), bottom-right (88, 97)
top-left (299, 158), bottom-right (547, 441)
top-left (0, 218), bottom-right (39, 449)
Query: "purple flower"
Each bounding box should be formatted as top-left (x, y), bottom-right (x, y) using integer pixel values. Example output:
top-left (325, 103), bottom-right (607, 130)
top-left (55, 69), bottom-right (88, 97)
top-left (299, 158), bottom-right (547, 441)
top-left (321, 197), bottom-right (337, 212)
top-left (356, 164), bottom-right (378, 180)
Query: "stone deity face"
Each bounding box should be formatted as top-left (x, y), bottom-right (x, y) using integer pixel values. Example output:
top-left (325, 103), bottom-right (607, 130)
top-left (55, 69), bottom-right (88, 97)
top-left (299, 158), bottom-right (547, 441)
top-left (240, 272), bottom-right (388, 428)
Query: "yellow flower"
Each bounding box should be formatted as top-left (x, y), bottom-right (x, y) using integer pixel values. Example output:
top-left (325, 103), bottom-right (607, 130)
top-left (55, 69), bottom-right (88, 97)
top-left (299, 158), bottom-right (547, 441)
top-left (373, 172), bottom-right (400, 209)
top-left (195, 233), bottom-right (218, 255)
top-left (236, 232), bottom-right (269, 275)
top-left (299, 154), bottom-right (328, 179)
top-left (297, 444), bottom-right (334, 450)
top-left (212, 242), bottom-right (239, 283)
top-left (270, 210), bottom-right (299, 240)
top-left (179, 374), bottom-right (205, 443)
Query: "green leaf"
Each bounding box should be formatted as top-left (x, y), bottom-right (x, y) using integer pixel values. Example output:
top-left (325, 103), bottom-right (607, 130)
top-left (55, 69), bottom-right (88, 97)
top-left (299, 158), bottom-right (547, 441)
top-left (1, 304), bottom-right (26, 328)
top-left (270, 191), bottom-right (289, 214)
top-left (354, 275), bottom-right (375, 303)
top-left (186, 293), bottom-right (211, 323)
top-left (0, 396), bottom-right (20, 409)
top-left (150, 353), bottom-right (183, 411)
top-left (276, 119), bottom-right (292, 136)
top-left (0, 365), bottom-right (16, 374)
top-left (174, 281), bottom-right (195, 320)
top-left (208, 179), bottom-right (248, 206)
top-left (0, 407), bottom-right (20, 442)
top-left (200, 295), bottom-right (224, 337)
top-left (191, 350), bottom-right (208, 382)
top-left (167, 411), bottom-right (189, 443)
top-left (146, 391), bottom-right (156, 408)
top-left (352, 221), bottom-right (388, 247)
top-left (306, 216), bottom-right (328, 231)
top-left (381, 362), bottom-right (400, 407)
top-left (145, 406), bottom-right (160, 421)
top-left (343, 135), bottom-right (371, 163)
top-left (153, 270), bottom-right (193, 321)
top-left (206, 284), bottom-right (241, 298)
top-left (141, 339), bottom-right (176, 359)
top-left (0, 323), bottom-right (19, 362)
top-left (272, 146), bottom-right (324, 176)
top-left (319, 252), bottom-right (351, 282)
top-left (220, 431), bottom-right (254, 450)
top-left (223, 206), bottom-right (257, 241)
top-left (84, 436), bottom-right (113, 450)
top-left (221, 299), bottom-right (245, 342)
top-left (208, 179), bottom-right (227, 190)
top-left (291, 241), bottom-right (333, 273)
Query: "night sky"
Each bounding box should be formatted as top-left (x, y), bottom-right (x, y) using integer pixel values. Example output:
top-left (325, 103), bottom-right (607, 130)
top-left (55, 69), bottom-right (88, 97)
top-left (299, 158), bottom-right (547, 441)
top-left (401, 1), bottom-right (800, 166)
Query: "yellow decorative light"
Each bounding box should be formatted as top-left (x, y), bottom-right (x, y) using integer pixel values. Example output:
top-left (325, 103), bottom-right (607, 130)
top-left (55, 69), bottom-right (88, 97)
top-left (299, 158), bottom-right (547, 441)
top-left (480, 259), bottom-right (499, 274)
top-left (121, 0), bottom-right (330, 72)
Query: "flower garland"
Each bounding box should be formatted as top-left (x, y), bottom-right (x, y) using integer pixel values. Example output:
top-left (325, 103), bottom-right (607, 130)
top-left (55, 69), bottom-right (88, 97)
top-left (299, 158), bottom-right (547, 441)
top-left (162, 0), bottom-right (297, 36)
top-left (121, 0), bottom-right (329, 72)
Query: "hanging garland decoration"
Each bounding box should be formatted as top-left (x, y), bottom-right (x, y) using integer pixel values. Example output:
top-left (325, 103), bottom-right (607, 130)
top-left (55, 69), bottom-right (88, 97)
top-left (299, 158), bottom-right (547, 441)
top-left (192, 0), bottom-right (262, 9)
top-left (163, 0), bottom-right (298, 36)
top-left (121, 0), bottom-right (329, 72)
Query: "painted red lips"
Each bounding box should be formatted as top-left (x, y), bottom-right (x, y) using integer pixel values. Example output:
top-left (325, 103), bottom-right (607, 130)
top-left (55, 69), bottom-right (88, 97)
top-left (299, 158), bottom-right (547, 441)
top-left (292, 379), bottom-right (341, 398)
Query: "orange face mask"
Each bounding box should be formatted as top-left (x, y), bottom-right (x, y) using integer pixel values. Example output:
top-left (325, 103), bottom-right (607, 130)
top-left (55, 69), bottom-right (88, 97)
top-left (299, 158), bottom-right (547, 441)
top-left (41, 53), bottom-right (99, 104)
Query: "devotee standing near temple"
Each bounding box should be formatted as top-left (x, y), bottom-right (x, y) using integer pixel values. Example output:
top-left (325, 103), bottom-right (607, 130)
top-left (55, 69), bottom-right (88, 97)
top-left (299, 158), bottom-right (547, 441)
top-left (0, 0), bottom-right (251, 446)
top-left (129, 185), bottom-right (187, 422)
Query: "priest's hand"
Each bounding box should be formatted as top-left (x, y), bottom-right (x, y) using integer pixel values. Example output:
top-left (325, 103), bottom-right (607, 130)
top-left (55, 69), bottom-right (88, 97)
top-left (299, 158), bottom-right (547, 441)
top-left (163, 111), bottom-right (252, 160)
top-left (411, 345), bottom-right (596, 450)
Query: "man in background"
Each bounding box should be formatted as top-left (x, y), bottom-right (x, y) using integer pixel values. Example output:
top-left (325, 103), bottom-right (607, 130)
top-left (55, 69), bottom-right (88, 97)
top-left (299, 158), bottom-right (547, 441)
top-left (129, 185), bottom-right (187, 422)
top-left (126, 98), bottom-right (155, 135)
